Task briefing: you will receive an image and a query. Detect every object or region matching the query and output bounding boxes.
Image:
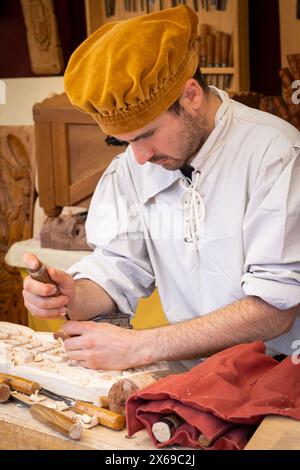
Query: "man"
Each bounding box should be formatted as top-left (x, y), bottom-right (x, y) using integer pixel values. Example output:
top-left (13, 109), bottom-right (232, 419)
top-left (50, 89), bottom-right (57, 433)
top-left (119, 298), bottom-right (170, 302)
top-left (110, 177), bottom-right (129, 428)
top-left (23, 6), bottom-right (300, 370)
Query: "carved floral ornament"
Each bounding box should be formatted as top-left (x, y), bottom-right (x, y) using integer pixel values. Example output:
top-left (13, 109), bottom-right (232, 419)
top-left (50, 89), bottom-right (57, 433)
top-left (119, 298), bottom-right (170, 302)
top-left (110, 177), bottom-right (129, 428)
top-left (29, 0), bottom-right (52, 52)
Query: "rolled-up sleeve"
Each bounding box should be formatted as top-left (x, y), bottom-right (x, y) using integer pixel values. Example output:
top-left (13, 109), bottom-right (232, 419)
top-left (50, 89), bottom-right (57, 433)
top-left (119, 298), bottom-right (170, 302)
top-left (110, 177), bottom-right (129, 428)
top-left (241, 143), bottom-right (300, 309)
top-left (68, 154), bottom-right (155, 316)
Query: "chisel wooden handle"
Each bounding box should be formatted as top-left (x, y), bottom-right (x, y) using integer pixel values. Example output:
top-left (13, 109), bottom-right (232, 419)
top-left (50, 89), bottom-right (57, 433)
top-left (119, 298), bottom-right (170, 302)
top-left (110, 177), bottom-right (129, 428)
top-left (0, 373), bottom-right (40, 395)
top-left (73, 400), bottom-right (125, 430)
top-left (0, 383), bottom-right (11, 403)
top-left (27, 256), bottom-right (70, 321)
top-left (27, 259), bottom-right (60, 296)
top-left (30, 403), bottom-right (82, 440)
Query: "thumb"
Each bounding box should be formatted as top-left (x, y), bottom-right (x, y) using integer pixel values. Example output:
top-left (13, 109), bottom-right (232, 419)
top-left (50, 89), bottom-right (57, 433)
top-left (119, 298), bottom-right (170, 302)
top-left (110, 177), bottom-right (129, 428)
top-left (47, 267), bottom-right (74, 291)
top-left (22, 252), bottom-right (40, 270)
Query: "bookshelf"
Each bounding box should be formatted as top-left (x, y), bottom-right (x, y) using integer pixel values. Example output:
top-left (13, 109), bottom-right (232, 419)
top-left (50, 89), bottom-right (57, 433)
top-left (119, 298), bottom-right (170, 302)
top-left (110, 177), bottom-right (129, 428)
top-left (84, 0), bottom-right (249, 92)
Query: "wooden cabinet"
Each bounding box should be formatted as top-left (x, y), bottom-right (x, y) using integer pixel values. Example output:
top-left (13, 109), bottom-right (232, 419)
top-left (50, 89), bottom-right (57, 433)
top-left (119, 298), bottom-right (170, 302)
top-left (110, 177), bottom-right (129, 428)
top-left (33, 93), bottom-right (125, 217)
top-left (84, 0), bottom-right (249, 92)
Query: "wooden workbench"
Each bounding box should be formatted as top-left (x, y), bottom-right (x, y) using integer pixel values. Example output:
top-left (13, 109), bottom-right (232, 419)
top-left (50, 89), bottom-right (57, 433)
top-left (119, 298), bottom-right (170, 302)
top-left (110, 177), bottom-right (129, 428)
top-left (0, 400), bottom-right (155, 450)
top-left (245, 415), bottom-right (300, 450)
top-left (2, 399), bottom-right (300, 450)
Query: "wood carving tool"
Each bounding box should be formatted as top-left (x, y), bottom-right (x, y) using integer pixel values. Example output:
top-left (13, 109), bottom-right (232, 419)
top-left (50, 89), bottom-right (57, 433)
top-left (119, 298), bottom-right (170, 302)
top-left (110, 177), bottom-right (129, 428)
top-left (10, 393), bottom-right (82, 440)
top-left (110, 0), bottom-right (116, 15)
top-left (152, 414), bottom-right (183, 443)
top-left (94, 395), bottom-right (110, 408)
top-left (108, 371), bottom-right (169, 414)
top-left (38, 387), bottom-right (74, 407)
top-left (0, 372), bottom-right (71, 408)
top-left (0, 372), bottom-right (40, 395)
top-left (0, 383), bottom-right (11, 403)
top-left (104, 0), bottom-right (110, 16)
top-left (27, 257), bottom-right (71, 323)
top-left (27, 259), bottom-right (60, 295)
top-left (38, 389), bottom-right (125, 430)
top-left (72, 400), bottom-right (125, 430)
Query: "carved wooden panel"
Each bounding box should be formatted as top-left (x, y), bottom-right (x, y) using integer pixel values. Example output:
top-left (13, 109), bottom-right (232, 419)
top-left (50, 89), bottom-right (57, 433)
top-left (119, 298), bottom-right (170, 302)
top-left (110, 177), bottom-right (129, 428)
top-left (0, 127), bottom-right (35, 325)
top-left (20, 0), bottom-right (64, 75)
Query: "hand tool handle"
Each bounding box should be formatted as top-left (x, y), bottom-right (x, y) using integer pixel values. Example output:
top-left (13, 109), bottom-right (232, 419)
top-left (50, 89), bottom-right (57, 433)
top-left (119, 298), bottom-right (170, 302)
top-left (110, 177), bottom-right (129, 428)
top-left (0, 373), bottom-right (40, 395)
top-left (27, 259), bottom-right (60, 296)
top-left (72, 400), bottom-right (125, 430)
top-left (0, 383), bottom-right (11, 403)
top-left (30, 403), bottom-right (82, 440)
top-left (27, 257), bottom-right (71, 320)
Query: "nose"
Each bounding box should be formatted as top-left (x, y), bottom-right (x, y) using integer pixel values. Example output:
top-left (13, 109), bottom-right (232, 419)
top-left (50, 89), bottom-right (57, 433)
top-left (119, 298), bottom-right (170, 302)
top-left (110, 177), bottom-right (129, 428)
top-left (131, 142), bottom-right (154, 165)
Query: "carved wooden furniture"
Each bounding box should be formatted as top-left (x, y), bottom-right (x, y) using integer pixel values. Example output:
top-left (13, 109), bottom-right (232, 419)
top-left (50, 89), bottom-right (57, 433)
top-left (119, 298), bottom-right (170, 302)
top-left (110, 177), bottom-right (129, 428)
top-left (33, 93), bottom-right (124, 217)
top-left (0, 127), bottom-right (35, 325)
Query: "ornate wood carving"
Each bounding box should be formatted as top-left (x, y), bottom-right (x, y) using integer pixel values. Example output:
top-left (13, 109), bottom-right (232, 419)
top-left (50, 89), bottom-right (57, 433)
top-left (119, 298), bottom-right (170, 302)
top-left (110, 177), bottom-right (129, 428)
top-left (0, 127), bottom-right (35, 325)
top-left (20, 0), bottom-right (64, 75)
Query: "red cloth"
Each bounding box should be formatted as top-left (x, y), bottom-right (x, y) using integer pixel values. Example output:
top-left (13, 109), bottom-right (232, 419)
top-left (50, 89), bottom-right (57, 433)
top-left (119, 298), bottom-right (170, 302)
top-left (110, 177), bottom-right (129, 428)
top-left (126, 342), bottom-right (300, 449)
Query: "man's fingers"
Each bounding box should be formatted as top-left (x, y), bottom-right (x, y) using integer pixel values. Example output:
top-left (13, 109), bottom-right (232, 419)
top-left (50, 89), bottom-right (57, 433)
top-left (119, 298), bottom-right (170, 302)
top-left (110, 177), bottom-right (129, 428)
top-left (24, 299), bottom-right (67, 318)
top-left (23, 290), bottom-right (68, 310)
top-left (62, 320), bottom-right (93, 337)
top-left (63, 335), bottom-right (85, 351)
top-left (48, 267), bottom-right (72, 288)
top-left (23, 276), bottom-right (57, 296)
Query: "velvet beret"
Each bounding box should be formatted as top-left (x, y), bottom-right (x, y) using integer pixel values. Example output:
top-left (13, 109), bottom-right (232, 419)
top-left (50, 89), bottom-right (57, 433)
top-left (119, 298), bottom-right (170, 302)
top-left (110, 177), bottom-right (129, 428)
top-left (64, 5), bottom-right (199, 135)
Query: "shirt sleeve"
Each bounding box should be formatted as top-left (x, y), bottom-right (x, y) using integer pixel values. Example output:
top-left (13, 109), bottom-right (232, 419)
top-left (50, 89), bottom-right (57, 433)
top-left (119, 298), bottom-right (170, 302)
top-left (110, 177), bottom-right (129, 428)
top-left (67, 154), bottom-right (155, 316)
top-left (241, 141), bottom-right (300, 310)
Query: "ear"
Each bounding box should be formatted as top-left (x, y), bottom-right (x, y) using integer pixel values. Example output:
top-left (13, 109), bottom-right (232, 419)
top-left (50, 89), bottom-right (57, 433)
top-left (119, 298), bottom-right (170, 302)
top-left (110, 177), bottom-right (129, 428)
top-left (179, 79), bottom-right (205, 113)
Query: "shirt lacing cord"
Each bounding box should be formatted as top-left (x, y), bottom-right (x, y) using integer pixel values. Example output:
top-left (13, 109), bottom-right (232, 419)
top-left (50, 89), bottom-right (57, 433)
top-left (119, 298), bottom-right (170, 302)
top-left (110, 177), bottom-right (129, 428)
top-left (180, 170), bottom-right (205, 244)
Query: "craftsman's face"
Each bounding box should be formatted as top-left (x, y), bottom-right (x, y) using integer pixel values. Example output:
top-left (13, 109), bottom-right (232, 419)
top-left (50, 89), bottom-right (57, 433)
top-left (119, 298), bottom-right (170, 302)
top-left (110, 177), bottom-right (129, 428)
top-left (113, 107), bottom-right (208, 171)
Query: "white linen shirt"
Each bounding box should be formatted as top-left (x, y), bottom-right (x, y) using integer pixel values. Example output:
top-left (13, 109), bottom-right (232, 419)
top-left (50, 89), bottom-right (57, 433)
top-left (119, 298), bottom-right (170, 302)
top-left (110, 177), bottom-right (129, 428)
top-left (69, 88), bottom-right (300, 356)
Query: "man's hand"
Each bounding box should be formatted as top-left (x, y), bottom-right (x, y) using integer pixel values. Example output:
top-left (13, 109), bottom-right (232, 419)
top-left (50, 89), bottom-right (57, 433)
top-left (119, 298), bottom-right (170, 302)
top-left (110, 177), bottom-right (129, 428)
top-left (22, 252), bottom-right (75, 319)
top-left (62, 321), bottom-right (143, 370)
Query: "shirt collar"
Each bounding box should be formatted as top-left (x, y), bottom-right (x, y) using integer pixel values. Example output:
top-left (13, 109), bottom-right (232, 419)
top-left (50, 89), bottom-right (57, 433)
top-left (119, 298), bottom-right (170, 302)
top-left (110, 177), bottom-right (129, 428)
top-left (128, 87), bottom-right (233, 204)
top-left (127, 147), bottom-right (182, 204)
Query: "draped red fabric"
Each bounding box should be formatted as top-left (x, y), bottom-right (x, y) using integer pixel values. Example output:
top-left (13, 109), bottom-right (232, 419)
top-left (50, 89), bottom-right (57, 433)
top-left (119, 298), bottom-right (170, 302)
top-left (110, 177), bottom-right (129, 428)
top-left (126, 342), bottom-right (300, 449)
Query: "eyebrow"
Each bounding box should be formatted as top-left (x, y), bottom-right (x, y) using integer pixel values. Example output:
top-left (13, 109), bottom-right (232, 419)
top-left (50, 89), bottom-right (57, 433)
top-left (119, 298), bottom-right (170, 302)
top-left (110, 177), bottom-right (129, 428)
top-left (128, 128), bottom-right (156, 143)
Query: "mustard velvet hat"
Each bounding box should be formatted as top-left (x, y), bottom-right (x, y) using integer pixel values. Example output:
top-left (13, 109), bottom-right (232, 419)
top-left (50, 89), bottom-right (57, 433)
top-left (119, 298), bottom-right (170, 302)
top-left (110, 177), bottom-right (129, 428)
top-left (64, 5), bottom-right (199, 135)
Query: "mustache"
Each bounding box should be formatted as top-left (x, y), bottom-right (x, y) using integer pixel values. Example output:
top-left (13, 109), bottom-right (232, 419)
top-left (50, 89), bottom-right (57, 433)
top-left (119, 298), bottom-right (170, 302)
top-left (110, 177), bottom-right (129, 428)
top-left (149, 154), bottom-right (172, 163)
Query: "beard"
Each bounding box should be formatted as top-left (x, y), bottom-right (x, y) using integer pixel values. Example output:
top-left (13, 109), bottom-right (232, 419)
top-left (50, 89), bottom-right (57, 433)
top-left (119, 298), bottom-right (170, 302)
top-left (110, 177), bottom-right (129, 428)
top-left (149, 109), bottom-right (209, 171)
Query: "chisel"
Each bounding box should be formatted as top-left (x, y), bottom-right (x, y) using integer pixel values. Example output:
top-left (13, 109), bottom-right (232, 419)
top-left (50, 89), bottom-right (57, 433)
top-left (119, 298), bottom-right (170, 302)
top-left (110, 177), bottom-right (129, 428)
top-left (10, 393), bottom-right (82, 440)
top-left (0, 372), bottom-right (125, 431)
top-left (0, 383), bottom-right (11, 402)
top-left (26, 256), bottom-right (71, 323)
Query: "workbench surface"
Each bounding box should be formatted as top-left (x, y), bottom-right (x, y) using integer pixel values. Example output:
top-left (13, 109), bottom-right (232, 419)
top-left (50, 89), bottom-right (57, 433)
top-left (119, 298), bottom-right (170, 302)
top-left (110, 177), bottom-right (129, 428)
top-left (0, 400), bottom-right (155, 450)
top-left (2, 400), bottom-right (300, 450)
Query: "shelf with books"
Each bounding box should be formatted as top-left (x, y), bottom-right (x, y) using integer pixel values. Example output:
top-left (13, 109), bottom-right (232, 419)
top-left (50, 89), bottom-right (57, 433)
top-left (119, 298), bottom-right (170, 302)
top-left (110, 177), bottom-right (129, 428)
top-left (201, 67), bottom-right (234, 74)
top-left (84, 0), bottom-right (249, 92)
